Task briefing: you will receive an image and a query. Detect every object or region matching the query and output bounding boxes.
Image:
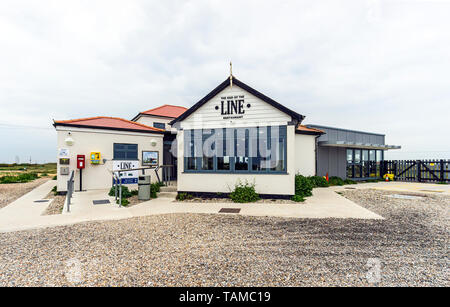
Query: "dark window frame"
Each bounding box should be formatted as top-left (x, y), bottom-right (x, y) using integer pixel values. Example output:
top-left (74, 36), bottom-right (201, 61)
top-left (183, 126), bottom-right (288, 174)
top-left (153, 122), bottom-right (165, 129)
top-left (346, 148), bottom-right (384, 179)
top-left (113, 143), bottom-right (138, 160)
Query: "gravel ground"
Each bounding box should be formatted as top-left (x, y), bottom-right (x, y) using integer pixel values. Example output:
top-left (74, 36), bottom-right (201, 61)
top-left (179, 197), bottom-right (296, 204)
top-left (0, 178), bottom-right (49, 209)
top-left (42, 195), bottom-right (65, 215)
top-left (0, 189), bottom-right (448, 287)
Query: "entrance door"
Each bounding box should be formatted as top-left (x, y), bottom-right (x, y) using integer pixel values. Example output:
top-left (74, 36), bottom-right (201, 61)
top-left (163, 141), bottom-right (177, 181)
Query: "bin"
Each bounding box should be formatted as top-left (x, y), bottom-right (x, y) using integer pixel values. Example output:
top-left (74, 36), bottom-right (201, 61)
top-left (138, 175), bottom-right (151, 200)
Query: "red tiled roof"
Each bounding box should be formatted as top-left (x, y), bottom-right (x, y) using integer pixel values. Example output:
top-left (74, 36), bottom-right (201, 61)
top-left (140, 104), bottom-right (187, 118)
top-left (296, 125), bottom-right (324, 134)
top-left (53, 116), bottom-right (164, 133)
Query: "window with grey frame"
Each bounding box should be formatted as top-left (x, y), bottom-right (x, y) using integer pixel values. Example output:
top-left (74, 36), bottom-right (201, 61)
top-left (153, 122), bottom-right (165, 129)
top-left (113, 143), bottom-right (138, 160)
top-left (183, 126), bottom-right (287, 173)
top-left (346, 148), bottom-right (383, 179)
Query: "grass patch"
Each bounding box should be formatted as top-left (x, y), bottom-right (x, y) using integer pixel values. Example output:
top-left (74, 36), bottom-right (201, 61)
top-left (0, 173), bottom-right (39, 184)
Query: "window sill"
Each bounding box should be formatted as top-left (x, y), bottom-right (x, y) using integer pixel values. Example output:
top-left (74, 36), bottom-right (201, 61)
top-left (182, 171), bottom-right (289, 175)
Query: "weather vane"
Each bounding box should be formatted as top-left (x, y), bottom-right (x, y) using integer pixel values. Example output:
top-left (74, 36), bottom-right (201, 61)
top-left (230, 61), bottom-right (233, 88)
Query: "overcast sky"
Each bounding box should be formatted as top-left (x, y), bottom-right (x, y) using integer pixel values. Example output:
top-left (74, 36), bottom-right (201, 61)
top-left (0, 0), bottom-right (449, 163)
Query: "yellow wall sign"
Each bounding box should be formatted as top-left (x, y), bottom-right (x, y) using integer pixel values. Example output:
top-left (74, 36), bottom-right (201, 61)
top-left (90, 152), bottom-right (101, 164)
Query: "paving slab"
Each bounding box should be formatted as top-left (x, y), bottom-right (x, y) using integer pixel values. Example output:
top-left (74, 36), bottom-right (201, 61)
top-left (341, 181), bottom-right (450, 195)
top-left (0, 182), bottom-right (385, 233)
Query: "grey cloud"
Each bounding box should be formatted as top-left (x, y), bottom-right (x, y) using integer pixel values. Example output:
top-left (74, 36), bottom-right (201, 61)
top-left (0, 0), bottom-right (449, 163)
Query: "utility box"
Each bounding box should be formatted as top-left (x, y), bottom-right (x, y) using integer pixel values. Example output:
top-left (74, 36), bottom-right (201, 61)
top-left (138, 175), bottom-right (151, 200)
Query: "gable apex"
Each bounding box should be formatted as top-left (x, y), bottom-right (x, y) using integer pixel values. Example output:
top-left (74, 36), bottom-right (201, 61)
top-left (170, 77), bottom-right (305, 125)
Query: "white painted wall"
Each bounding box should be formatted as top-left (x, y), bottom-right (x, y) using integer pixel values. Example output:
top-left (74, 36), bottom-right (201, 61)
top-left (56, 127), bottom-right (163, 192)
top-left (179, 85), bottom-right (291, 130)
top-left (176, 126), bottom-right (296, 195)
top-left (294, 134), bottom-right (316, 176)
top-left (135, 115), bottom-right (172, 130)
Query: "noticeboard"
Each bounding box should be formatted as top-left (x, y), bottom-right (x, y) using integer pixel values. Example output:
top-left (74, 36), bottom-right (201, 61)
top-left (113, 161), bottom-right (139, 184)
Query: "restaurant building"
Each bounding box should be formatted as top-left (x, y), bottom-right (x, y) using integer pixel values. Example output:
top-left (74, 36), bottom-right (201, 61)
top-left (53, 75), bottom-right (400, 196)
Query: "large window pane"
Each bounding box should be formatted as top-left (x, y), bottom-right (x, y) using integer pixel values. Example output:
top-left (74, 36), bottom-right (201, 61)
top-left (202, 157), bottom-right (214, 170)
top-left (354, 150), bottom-right (361, 163)
top-left (235, 128), bottom-right (249, 171)
top-left (258, 127), bottom-right (270, 171)
top-left (217, 156), bottom-right (230, 170)
top-left (186, 157), bottom-right (197, 170)
top-left (269, 126), bottom-right (286, 172)
top-left (354, 164), bottom-right (361, 178)
top-left (270, 137), bottom-right (285, 171)
top-left (235, 156), bottom-right (249, 170)
top-left (347, 165), bottom-right (353, 178)
top-left (114, 143), bottom-right (138, 160)
top-left (376, 150), bottom-right (383, 177)
top-left (201, 129), bottom-right (215, 171)
top-left (183, 126), bottom-right (287, 173)
top-left (347, 149), bottom-right (353, 162)
top-left (362, 150), bottom-right (369, 177)
top-left (369, 150), bottom-right (376, 177)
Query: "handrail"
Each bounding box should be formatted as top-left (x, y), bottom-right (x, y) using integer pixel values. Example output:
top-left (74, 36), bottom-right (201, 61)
top-left (109, 167), bottom-right (155, 208)
top-left (66, 170), bottom-right (75, 212)
top-left (154, 165), bottom-right (174, 186)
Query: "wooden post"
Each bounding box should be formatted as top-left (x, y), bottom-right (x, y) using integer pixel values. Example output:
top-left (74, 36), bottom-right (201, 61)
top-left (417, 160), bottom-right (421, 182)
top-left (440, 160), bottom-right (445, 183)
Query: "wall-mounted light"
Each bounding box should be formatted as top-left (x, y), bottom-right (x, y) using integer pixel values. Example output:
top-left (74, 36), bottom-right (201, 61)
top-left (150, 139), bottom-right (157, 147)
top-left (65, 132), bottom-right (74, 146)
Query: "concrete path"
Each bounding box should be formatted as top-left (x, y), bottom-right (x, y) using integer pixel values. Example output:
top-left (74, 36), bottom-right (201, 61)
top-left (0, 180), bottom-right (56, 231)
top-left (125, 187), bottom-right (382, 220)
top-left (0, 182), bottom-right (383, 233)
top-left (336, 181), bottom-right (450, 195)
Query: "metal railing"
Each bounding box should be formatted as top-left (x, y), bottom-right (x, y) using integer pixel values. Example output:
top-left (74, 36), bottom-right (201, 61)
top-left (66, 170), bottom-right (75, 212)
top-left (112, 171), bottom-right (123, 208)
top-left (154, 165), bottom-right (174, 186)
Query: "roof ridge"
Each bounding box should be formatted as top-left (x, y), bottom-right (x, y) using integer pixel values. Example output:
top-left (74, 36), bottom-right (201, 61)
top-left (141, 104), bottom-right (187, 114)
top-left (170, 76), bottom-right (305, 125)
top-left (114, 117), bottom-right (165, 131)
top-left (54, 116), bottom-right (164, 132)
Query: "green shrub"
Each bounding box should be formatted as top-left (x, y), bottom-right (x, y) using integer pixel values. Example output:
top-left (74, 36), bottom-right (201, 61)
top-left (0, 173), bottom-right (38, 184)
top-left (229, 180), bottom-right (260, 203)
top-left (176, 192), bottom-right (193, 201)
top-left (294, 175), bottom-right (313, 198)
top-left (344, 179), bottom-right (357, 184)
top-left (52, 175), bottom-right (57, 180)
top-left (41, 173), bottom-right (48, 177)
top-left (150, 183), bottom-right (160, 198)
top-left (51, 186), bottom-right (57, 196)
top-left (307, 176), bottom-right (329, 188)
top-left (130, 189), bottom-right (138, 196)
top-left (329, 176), bottom-right (345, 186)
top-left (116, 198), bottom-right (129, 206)
top-left (108, 186), bottom-right (133, 198)
top-left (291, 194), bottom-right (305, 202)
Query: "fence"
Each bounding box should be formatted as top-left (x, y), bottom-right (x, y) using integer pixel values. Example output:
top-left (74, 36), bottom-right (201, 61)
top-left (381, 159), bottom-right (450, 183)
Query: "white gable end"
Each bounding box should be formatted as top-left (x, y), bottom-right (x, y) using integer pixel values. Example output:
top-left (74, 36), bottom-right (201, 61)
top-left (180, 85), bottom-right (291, 129)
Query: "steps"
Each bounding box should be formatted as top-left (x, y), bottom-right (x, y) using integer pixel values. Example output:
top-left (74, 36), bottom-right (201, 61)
top-left (157, 191), bottom-right (177, 199)
top-left (157, 184), bottom-right (177, 199)
top-left (159, 186), bottom-right (177, 192)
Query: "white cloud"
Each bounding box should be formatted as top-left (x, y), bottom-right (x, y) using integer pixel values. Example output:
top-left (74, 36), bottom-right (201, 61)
top-left (0, 0), bottom-right (449, 162)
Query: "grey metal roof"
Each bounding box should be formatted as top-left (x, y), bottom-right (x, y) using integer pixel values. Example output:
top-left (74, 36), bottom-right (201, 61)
top-left (318, 141), bottom-right (401, 150)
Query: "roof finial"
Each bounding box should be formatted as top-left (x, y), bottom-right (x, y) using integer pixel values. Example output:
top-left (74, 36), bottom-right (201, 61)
top-left (229, 61), bottom-right (233, 88)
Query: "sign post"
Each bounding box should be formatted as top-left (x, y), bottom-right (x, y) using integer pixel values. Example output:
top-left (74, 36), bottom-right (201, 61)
top-left (113, 161), bottom-right (139, 184)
